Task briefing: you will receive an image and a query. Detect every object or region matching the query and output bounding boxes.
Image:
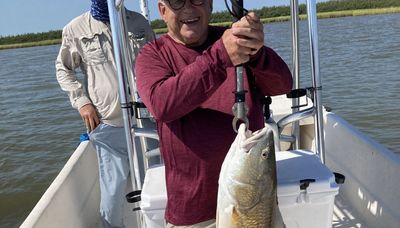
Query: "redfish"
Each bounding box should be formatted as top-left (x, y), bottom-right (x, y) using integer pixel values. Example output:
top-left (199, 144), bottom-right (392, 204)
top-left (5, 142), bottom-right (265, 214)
top-left (217, 124), bottom-right (285, 228)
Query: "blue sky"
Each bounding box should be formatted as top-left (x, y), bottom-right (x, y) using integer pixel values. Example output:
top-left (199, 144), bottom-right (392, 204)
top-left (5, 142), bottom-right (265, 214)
top-left (0, 0), bottom-right (327, 37)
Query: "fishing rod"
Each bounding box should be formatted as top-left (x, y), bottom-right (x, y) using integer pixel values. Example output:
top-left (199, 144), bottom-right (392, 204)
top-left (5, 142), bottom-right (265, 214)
top-left (226, 0), bottom-right (249, 133)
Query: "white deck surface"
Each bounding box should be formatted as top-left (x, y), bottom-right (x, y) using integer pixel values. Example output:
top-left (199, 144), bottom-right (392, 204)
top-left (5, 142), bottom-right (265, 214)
top-left (333, 195), bottom-right (367, 228)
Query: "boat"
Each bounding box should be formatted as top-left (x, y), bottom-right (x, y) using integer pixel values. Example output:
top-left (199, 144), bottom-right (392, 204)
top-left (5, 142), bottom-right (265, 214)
top-left (21, 0), bottom-right (400, 227)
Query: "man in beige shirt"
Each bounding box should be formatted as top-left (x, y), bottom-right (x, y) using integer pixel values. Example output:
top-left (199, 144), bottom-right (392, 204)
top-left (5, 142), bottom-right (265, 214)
top-left (56, 0), bottom-right (154, 227)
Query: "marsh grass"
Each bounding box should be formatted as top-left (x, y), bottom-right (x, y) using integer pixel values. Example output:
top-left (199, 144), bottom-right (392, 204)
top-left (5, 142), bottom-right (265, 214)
top-left (0, 39), bottom-right (60, 50)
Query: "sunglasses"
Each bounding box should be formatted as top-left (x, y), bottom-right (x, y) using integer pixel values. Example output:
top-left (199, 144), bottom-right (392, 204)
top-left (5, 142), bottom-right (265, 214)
top-left (164, 0), bottom-right (205, 10)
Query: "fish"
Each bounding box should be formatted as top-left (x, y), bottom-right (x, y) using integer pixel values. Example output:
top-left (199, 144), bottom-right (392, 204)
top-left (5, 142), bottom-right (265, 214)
top-left (216, 124), bottom-right (285, 228)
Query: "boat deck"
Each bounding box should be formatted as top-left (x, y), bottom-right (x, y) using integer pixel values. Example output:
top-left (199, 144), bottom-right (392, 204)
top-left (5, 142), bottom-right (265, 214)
top-left (333, 195), bottom-right (367, 228)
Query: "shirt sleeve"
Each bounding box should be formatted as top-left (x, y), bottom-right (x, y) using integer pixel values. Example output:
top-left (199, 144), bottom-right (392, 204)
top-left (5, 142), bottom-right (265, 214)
top-left (55, 26), bottom-right (92, 110)
top-left (246, 47), bottom-right (293, 96)
top-left (136, 38), bottom-right (233, 123)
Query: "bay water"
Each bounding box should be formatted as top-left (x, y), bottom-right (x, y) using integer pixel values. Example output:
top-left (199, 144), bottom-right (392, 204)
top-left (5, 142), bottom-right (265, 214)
top-left (0, 13), bottom-right (399, 227)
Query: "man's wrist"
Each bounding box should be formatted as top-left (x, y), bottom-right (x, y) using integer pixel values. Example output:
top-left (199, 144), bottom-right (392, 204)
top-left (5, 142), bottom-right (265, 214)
top-left (75, 96), bottom-right (92, 110)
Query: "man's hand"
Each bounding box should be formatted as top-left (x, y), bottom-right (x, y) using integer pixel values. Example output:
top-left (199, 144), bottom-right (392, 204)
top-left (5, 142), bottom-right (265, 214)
top-left (79, 104), bottom-right (100, 132)
top-left (222, 12), bottom-right (265, 66)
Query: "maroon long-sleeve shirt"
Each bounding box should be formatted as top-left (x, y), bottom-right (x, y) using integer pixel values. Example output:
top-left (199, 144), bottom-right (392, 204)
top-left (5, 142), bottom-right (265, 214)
top-left (135, 26), bottom-right (292, 225)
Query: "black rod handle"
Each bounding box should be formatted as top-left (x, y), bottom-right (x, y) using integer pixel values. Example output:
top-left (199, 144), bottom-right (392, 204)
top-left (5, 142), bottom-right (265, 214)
top-left (232, 0), bottom-right (244, 22)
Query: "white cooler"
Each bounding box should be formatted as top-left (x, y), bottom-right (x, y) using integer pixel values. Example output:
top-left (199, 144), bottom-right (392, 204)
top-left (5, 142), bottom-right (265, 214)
top-left (277, 150), bottom-right (339, 228)
top-left (140, 165), bottom-right (167, 228)
top-left (140, 150), bottom-right (339, 228)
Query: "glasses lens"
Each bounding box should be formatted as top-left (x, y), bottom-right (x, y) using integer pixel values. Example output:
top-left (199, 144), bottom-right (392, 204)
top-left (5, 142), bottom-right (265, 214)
top-left (167, 0), bottom-right (185, 10)
top-left (167, 0), bottom-right (204, 10)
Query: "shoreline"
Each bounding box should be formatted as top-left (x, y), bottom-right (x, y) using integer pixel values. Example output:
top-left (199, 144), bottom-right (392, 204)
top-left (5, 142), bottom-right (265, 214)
top-left (1, 7), bottom-right (399, 50)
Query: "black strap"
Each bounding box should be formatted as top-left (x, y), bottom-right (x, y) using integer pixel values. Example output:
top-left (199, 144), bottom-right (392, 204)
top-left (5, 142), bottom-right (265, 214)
top-left (126, 190), bottom-right (141, 203)
top-left (261, 96), bottom-right (272, 120)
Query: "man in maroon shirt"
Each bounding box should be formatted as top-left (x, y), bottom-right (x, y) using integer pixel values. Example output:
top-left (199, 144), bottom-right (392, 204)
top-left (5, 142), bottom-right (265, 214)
top-left (135, 0), bottom-right (292, 227)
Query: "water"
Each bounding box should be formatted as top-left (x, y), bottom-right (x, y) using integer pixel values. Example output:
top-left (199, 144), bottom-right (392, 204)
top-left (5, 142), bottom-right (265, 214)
top-left (265, 13), bottom-right (400, 153)
top-left (0, 13), bottom-right (399, 227)
top-left (0, 45), bottom-right (85, 227)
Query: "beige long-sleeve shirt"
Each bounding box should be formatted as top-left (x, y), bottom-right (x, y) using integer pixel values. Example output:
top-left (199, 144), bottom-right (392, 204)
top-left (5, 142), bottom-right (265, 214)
top-left (56, 10), bottom-right (154, 127)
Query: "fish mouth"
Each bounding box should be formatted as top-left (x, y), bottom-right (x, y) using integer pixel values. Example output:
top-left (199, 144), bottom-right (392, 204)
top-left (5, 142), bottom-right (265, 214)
top-left (180, 17), bottom-right (200, 25)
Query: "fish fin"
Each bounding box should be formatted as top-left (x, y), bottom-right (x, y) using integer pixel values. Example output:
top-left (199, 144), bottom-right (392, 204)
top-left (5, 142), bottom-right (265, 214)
top-left (216, 204), bottom-right (234, 228)
top-left (232, 206), bottom-right (240, 228)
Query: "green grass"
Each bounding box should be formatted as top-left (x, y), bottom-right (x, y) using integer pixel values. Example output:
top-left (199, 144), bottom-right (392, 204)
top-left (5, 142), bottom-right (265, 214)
top-left (312, 6), bottom-right (400, 18)
top-left (0, 39), bottom-right (61, 50)
top-left (2, 7), bottom-right (400, 50)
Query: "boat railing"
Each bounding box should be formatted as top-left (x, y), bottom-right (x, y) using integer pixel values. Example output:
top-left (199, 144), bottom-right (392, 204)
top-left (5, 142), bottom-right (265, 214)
top-left (278, 107), bottom-right (316, 132)
top-left (290, 0), bottom-right (301, 150)
top-left (107, 0), bottom-right (160, 226)
top-left (306, 0), bottom-right (326, 163)
top-left (273, 0), bottom-right (326, 163)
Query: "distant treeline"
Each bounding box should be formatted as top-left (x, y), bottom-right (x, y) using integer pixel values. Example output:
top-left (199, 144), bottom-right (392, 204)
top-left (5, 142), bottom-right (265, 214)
top-left (0, 30), bottom-right (61, 46)
top-left (1, 0), bottom-right (400, 45)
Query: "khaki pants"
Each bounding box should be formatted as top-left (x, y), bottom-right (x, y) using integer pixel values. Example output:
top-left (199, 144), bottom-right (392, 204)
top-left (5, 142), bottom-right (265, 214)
top-left (166, 219), bottom-right (216, 228)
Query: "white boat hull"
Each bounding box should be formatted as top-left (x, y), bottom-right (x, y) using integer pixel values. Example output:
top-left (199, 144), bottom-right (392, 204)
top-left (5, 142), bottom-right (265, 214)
top-left (21, 142), bottom-right (101, 228)
top-left (21, 98), bottom-right (400, 227)
top-left (325, 112), bottom-right (400, 228)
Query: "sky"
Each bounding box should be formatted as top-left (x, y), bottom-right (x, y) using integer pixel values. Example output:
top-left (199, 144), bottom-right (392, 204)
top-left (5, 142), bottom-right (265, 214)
top-left (0, 0), bottom-right (327, 37)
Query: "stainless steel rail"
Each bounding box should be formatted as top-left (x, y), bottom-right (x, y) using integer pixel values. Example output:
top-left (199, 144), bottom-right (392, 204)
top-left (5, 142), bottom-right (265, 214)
top-left (277, 107), bottom-right (316, 132)
top-left (107, 0), bottom-right (142, 192)
top-left (108, 0), bottom-right (150, 226)
top-left (306, 0), bottom-right (326, 163)
top-left (290, 0), bottom-right (301, 150)
top-left (133, 128), bottom-right (159, 140)
top-left (139, 0), bottom-right (150, 21)
top-left (276, 0), bottom-right (326, 163)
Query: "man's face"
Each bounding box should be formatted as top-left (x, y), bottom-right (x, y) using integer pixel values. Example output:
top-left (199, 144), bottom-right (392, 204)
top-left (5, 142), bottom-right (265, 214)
top-left (158, 0), bottom-right (212, 47)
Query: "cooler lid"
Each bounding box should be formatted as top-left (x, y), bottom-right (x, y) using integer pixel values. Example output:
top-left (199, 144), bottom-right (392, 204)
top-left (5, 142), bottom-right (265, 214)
top-left (140, 165), bottom-right (168, 211)
top-left (276, 150), bottom-right (338, 196)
